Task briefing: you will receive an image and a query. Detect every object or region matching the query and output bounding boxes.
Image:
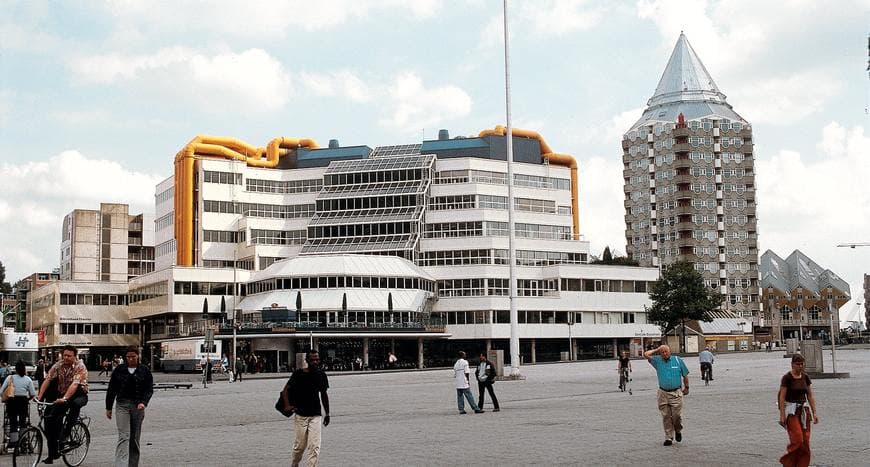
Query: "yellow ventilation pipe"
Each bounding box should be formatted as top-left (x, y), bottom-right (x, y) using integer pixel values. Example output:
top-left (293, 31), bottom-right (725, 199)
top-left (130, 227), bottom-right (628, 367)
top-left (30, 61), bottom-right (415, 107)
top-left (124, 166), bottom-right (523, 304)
top-left (478, 125), bottom-right (580, 240)
top-left (173, 135), bottom-right (318, 265)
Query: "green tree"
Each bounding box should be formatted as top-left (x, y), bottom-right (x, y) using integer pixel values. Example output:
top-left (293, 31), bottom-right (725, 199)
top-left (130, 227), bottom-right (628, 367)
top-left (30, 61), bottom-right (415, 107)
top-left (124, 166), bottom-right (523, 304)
top-left (602, 246), bottom-right (613, 263)
top-left (646, 261), bottom-right (722, 352)
top-left (0, 260), bottom-right (12, 294)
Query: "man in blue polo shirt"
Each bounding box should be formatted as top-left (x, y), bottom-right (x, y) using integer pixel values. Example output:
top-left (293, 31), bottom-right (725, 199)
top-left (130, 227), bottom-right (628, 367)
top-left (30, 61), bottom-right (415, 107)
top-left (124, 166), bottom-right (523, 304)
top-left (644, 344), bottom-right (689, 446)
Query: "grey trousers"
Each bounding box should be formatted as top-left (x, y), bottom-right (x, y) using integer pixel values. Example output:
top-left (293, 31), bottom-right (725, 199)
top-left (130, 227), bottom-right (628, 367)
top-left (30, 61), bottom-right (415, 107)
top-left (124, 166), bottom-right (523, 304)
top-left (114, 400), bottom-right (145, 467)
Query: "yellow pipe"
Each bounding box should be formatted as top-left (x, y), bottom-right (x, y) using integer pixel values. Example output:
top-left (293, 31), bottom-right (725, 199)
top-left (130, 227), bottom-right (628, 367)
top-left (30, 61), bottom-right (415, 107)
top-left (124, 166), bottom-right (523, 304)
top-left (173, 135), bottom-right (319, 265)
top-left (479, 125), bottom-right (580, 240)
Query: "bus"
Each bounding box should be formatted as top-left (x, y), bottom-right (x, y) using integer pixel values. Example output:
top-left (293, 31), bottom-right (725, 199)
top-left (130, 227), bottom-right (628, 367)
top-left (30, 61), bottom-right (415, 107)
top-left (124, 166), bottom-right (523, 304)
top-left (160, 338), bottom-right (222, 372)
top-left (0, 327), bottom-right (39, 375)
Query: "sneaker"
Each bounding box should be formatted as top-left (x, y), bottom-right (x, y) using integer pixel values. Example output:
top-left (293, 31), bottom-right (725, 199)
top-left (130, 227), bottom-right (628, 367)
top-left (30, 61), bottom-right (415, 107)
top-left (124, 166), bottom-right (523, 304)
top-left (42, 457), bottom-right (55, 464)
top-left (459, 410), bottom-right (467, 414)
top-left (675, 432), bottom-right (682, 442)
top-left (663, 439), bottom-right (673, 446)
top-left (493, 408), bottom-right (500, 412)
top-left (474, 409), bottom-right (484, 413)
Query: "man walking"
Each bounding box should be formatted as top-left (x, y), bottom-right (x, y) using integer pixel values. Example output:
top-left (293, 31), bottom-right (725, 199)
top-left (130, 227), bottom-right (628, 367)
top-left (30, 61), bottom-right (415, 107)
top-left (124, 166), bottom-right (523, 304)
top-left (281, 350), bottom-right (330, 467)
top-left (698, 346), bottom-right (714, 381)
top-left (106, 346), bottom-right (154, 467)
top-left (476, 353), bottom-right (500, 412)
top-left (453, 351), bottom-right (483, 414)
top-left (644, 344), bottom-right (689, 446)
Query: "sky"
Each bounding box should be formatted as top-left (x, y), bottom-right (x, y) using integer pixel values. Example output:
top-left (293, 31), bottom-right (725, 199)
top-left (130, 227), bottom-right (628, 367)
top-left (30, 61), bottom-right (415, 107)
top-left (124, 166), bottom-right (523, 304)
top-left (1, 0), bottom-right (868, 323)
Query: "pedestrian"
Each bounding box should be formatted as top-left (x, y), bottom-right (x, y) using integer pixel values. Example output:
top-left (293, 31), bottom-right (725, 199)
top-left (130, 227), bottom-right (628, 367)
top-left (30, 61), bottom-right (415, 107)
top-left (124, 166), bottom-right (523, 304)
top-left (34, 358), bottom-right (46, 389)
top-left (699, 346), bottom-right (714, 381)
top-left (387, 351), bottom-right (397, 368)
top-left (476, 352), bottom-right (500, 412)
top-left (453, 351), bottom-right (483, 414)
top-left (778, 353), bottom-right (818, 467)
top-left (106, 346), bottom-right (154, 467)
top-left (643, 344), bottom-right (689, 446)
top-left (617, 350), bottom-right (632, 391)
top-left (234, 356), bottom-right (245, 382)
top-left (1, 361), bottom-right (37, 447)
top-left (280, 350), bottom-right (330, 467)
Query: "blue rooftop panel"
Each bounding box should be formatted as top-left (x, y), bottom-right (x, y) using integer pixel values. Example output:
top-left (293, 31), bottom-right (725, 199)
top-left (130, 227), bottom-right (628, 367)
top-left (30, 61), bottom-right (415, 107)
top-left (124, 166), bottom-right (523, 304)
top-left (298, 145), bottom-right (372, 160)
top-left (421, 138), bottom-right (489, 152)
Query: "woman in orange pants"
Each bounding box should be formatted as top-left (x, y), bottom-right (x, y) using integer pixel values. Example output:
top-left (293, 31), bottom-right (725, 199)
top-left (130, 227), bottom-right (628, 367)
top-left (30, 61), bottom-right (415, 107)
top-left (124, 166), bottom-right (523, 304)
top-left (777, 353), bottom-right (819, 467)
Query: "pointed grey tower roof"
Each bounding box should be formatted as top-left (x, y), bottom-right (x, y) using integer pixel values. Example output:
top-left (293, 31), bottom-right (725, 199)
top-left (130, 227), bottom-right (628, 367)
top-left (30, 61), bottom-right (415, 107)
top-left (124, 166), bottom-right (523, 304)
top-left (648, 33), bottom-right (725, 107)
top-left (628, 33), bottom-right (746, 131)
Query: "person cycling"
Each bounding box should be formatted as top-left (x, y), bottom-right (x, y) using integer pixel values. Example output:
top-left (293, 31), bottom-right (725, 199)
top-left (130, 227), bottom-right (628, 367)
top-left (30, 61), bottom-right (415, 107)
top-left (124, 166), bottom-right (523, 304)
top-left (698, 346), bottom-right (715, 382)
top-left (617, 351), bottom-right (632, 391)
top-left (2, 360), bottom-right (37, 446)
top-left (34, 345), bottom-right (89, 464)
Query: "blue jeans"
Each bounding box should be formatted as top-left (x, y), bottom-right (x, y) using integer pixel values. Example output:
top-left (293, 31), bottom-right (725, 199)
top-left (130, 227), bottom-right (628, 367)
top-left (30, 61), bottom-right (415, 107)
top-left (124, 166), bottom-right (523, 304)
top-left (456, 388), bottom-right (479, 412)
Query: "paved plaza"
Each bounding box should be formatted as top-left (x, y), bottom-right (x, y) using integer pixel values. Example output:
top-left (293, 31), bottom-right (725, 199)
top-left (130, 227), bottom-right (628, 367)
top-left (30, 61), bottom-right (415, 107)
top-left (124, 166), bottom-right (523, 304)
top-left (21, 349), bottom-right (868, 466)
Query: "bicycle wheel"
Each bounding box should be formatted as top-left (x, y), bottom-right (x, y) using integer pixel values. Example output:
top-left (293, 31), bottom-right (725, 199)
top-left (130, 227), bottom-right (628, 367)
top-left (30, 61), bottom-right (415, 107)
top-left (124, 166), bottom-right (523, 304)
top-left (13, 427), bottom-right (42, 467)
top-left (61, 422), bottom-right (89, 467)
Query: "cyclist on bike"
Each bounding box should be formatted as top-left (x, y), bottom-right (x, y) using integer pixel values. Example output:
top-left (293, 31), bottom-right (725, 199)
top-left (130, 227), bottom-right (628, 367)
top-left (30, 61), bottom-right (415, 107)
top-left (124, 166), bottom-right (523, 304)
top-left (617, 351), bottom-right (631, 391)
top-left (1, 360), bottom-right (37, 446)
top-left (699, 346), bottom-right (714, 382)
top-left (34, 345), bottom-right (89, 464)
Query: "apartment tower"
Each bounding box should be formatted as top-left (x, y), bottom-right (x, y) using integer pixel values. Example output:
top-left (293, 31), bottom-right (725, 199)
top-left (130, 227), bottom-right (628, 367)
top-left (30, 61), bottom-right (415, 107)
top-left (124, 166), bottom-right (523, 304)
top-left (621, 33), bottom-right (759, 318)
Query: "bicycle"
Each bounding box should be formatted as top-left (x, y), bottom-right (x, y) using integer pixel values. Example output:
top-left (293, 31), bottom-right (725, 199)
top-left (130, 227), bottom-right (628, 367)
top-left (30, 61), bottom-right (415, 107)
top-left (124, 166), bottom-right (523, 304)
top-left (701, 363), bottom-right (712, 386)
top-left (13, 401), bottom-right (90, 467)
top-left (618, 367), bottom-right (631, 393)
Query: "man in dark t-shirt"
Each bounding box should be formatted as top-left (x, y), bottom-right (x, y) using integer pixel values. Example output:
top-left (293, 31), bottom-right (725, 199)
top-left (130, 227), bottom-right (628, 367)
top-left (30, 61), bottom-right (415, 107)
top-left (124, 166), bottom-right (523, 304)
top-left (282, 350), bottom-right (330, 467)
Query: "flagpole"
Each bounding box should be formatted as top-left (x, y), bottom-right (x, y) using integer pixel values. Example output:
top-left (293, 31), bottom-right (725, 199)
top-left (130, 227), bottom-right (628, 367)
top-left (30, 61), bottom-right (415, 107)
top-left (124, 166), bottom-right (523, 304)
top-left (503, 0), bottom-right (522, 378)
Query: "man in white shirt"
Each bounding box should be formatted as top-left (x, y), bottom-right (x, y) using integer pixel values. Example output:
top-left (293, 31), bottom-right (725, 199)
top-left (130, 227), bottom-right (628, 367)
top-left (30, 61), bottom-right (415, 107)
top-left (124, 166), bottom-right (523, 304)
top-left (453, 351), bottom-right (483, 414)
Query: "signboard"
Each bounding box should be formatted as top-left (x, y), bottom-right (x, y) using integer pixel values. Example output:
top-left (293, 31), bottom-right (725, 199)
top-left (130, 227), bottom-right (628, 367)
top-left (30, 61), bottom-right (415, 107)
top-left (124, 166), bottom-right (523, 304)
top-left (0, 329), bottom-right (39, 351)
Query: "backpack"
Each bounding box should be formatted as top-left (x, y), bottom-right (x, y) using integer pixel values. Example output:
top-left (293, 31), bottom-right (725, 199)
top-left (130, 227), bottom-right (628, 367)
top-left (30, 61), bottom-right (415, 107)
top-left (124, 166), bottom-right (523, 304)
top-left (275, 376), bottom-right (295, 418)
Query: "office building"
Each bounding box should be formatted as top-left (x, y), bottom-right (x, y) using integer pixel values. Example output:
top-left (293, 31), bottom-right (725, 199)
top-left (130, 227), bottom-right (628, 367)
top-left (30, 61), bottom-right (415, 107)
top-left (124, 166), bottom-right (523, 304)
top-left (131, 128), bottom-right (660, 369)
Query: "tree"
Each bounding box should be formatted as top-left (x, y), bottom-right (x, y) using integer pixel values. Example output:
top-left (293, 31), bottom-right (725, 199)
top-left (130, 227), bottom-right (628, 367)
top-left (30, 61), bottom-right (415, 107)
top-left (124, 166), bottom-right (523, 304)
top-left (0, 260), bottom-right (12, 294)
top-left (646, 261), bottom-right (722, 352)
top-left (602, 246), bottom-right (613, 263)
top-left (590, 248), bottom-right (639, 266)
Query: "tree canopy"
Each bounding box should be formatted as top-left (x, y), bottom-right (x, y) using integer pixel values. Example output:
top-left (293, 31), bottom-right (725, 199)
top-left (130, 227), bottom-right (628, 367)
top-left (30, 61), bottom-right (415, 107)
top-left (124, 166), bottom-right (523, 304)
top-left (646, 261), bottom-right (722, 338)
top-left (591, 247), bottom-right (639, 266)
top-left (0, 260), bottom-right (12, 294)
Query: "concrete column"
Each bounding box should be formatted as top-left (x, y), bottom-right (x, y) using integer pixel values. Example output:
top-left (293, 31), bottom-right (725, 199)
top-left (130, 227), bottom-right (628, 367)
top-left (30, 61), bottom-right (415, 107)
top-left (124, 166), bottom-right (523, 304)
top-left (312, 337), bottom-right (319, 353)
top-left (485, 339), bottom-right (492, 352)
top-left (613, 338), bottom-right (618, 358)
top-left (391, 339), bottom-right (396, 354)
top-left (531, 338), bottom-right (537, 364)
top-left (363, 337), bottom-right (370, 369)
top-left (417, 337), bottom-right (424, 369)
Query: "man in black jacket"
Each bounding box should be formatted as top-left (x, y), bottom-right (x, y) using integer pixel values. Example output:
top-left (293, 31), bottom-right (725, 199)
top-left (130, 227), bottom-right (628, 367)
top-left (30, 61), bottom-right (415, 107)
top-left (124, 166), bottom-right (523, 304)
top-left (282, 350), bottom-right (330, 467)
top-left (476, 353), bottom-right (500, 412)
top-left (106, 346), bottom-right (154, 467)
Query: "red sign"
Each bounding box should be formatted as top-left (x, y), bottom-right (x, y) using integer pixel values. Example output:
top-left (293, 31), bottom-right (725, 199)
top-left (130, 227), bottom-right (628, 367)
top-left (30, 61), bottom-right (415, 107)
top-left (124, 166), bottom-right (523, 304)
top-left (38, 329), bottom-right (45, 345)
top-left (271, 303), bottom-right (279, 308)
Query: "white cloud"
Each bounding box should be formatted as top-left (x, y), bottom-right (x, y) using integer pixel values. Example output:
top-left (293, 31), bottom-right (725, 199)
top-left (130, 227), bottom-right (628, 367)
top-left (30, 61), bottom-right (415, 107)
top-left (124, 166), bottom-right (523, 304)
top-left (519, 0), bottom-right (607, 36)
top-left (68, 48), bottom-right (292, 112)
top-left (757, 122), bottom-right (870, 317)
top-left (299, 71), bottom-right (373, 103)
top-left (378, 72), bottom-right (473, 131)
top-left (100, 0), bottom-right (442, 38)
top-left (577, 107), bottom-right (644, 144)
top-left (48, 109), bottom-right (114, 126)
top-left (733, 70), bottom-right (842, 125)
top-left (578, 155), bottom-right (627, 258)
top-left (0, 151), bottom-right (163, 281)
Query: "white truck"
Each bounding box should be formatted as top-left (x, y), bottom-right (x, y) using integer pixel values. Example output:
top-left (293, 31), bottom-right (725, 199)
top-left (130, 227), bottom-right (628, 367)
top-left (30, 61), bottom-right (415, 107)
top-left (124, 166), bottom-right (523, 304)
top-left (0, 327), bottom-right (39, 375)
top-left (160, 338), bottom-right (222, 372)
